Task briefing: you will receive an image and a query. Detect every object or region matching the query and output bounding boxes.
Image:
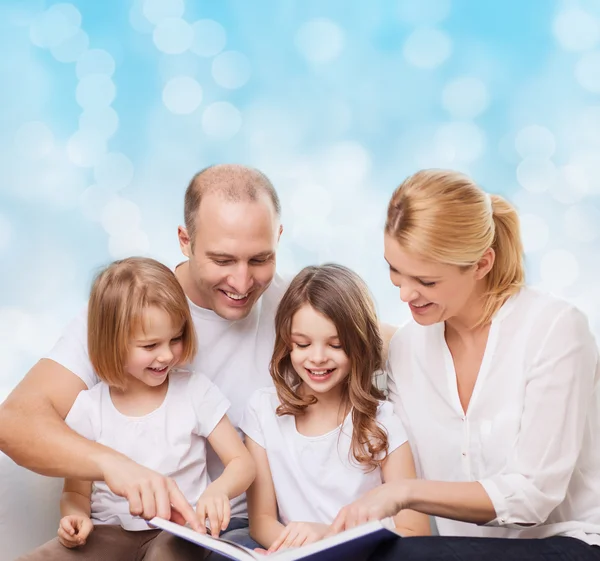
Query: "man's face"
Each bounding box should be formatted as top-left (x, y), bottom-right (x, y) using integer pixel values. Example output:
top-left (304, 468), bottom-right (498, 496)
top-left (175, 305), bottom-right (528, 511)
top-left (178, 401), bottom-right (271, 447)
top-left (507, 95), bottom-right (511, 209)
top-left (179, 193), bottom-right (282, 321)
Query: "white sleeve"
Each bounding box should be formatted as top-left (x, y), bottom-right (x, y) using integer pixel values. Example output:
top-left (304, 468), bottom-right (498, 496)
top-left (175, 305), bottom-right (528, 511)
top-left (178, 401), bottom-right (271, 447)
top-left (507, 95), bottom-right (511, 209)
top-left (188, 374), bottom-right (230, 437)
top-left (479, 306), bottom-right (599, 527)
top-left (239, 389), bottom-right (266, 448)
top-left (45, 307), bottom-right (99, 389)
top-left (64, 390), bottom-right (98, 441)
top-left (376, 401), bottom-right (408, 453)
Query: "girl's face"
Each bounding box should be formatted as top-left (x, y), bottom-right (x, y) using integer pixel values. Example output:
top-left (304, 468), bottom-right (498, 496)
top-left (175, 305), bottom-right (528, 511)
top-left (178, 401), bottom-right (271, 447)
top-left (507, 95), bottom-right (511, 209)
top-left (289, 304), bottom-right (351, 397)
top-left (125, 306), bottom-right (184, 388)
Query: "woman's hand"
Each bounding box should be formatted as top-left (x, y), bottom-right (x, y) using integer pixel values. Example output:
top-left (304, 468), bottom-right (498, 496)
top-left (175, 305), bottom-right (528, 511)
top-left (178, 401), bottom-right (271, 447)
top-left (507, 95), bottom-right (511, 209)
top-left (196, 490), bottom-right (231, 537)
top-left (268, 521), bottom-right (330, 552)
top-left (330, 483), bottom-right (407, 533)
top-left (57, 515), bottom-right (94, 548)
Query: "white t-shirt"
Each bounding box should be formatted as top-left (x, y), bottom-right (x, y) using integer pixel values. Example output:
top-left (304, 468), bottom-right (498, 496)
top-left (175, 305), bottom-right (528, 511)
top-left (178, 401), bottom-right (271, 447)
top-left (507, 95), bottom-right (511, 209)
top-left (387, 286), bottom-right (600, 545)
top-left (240, 386), bottom-right (408, 526)
top-left (48, 272), bottom-right (289, 518)
top-left (65, 370), bottom-right (229, 531)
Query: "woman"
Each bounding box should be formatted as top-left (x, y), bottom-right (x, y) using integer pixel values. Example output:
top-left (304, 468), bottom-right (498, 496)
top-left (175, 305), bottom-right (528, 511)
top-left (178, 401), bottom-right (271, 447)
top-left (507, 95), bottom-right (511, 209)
top-left (331, 169), bottom-right (600, 560)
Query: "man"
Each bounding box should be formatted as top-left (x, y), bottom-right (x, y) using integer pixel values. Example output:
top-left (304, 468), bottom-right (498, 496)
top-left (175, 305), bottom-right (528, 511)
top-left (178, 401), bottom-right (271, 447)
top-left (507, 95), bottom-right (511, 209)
top-left (0, 163), bottom-right (397, 550)
top-left (0, 164), bottom-right (286, 550)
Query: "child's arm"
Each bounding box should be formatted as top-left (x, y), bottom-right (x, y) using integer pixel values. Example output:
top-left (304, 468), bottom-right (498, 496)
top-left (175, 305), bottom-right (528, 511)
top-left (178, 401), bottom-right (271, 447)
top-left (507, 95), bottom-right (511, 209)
top-left (58, 479), bottom-right (94, 548)
top-left (245, 435), bottom-right (286, 549)
top-left (201, 415), bottom-right (256, 536)
top-left (381, 442), bottom-right (431, 536)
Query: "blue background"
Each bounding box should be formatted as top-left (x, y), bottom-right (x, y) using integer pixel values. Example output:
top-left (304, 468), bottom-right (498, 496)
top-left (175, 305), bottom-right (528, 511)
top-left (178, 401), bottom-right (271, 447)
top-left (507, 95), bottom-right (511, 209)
top-left (1, 0), bottom-right (599, 400)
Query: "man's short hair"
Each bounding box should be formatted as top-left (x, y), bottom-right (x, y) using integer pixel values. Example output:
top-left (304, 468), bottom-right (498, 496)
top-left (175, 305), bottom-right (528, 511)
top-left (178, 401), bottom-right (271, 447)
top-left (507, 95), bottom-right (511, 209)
top-left (184, 164), bottom-right (281, 243)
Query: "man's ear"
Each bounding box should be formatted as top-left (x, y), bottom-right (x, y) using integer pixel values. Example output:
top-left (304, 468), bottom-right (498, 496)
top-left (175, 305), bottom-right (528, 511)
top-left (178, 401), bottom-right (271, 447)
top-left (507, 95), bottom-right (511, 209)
top-left (277, 224), bottom-right (283, 243)
top-left (474, 247), bottom-right (495, 280)
top-left (178, 225), bottom-right (192, 258)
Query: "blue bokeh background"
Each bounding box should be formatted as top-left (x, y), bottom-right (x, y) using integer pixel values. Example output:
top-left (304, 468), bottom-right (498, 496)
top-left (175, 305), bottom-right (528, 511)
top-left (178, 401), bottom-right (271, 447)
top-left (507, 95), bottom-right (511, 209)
top-left (1, 0), bottom-right (599, 401)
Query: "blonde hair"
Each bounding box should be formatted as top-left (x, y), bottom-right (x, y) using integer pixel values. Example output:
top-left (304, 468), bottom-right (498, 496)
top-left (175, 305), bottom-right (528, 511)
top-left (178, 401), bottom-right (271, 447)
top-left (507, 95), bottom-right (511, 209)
top-left (270, 264), bottom-right (388, 471)
top-left (88, 257), bottom-right (197, 390)
top-left (385, 169), bottom-right (525, 326)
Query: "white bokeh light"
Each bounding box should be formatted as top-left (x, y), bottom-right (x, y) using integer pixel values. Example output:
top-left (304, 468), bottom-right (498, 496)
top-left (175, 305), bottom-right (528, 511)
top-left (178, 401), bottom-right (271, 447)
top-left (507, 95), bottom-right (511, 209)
top-left (109, 230), bottom-right (150, 259)
top-left (321, 141), bottom-right (372, 190)
top-left (190, 19), bottom-right (227, 57)
top-left (76, 49), bottom-right (116, 78)
top-left (520, 213), bottom-right (550, 253)
top-left (540, 249), bottom-right (579, 289)
top-left (153, 17), bottom-right (193, 54)
top-left (0, 214), bottom-right (12, 251)
top-left (550, 164), bottom-right (589, 204)
top-left (79, 184), bottom-right (118, 222)
top-left (33, 152), bottom-right (89, 206)
top-left (403, 27), bottom-right (452, 68)
top-left (142, 0), bottom-right (185, 25)
top-left (290, 184), bottom-right (334, 221)
top-left (79, 106), bottom-right (120, 140)
top-left (564, 204), bottom-right (600, 243)
top-left (568, 150), bottom-right (600, 195)
top-left (50, 28), bottom-right (89, 63)
top-left (66, 130), bottom-right (107, 167)
top-left (14, 121), bottom-right (55, 158)
top-left (94, 152), bottom-right (135, 192)
top-left (101, 197), bottom-right (142, 237)
top-left (202, 102), bottom-right (242, 140)
top-left (575, 50), bottom-right (600, 93)
top-left (212, 51), bottom-right (251, 89)
top-left (553, 8), bottom-right (599, 52)
top-left (295, 19), bottom-right (345, 64)
top-left (162, 76), bottom-right (203, 114)
top-left (76, 75), bottom-right (117, 108)
top-left (129, 0), bottom-right (154, 33)
top-left (29, 3), bottom-right (81, 49)
top-left (292, 218), bottom-right (335, 252)
top-left (397, 0), bottom-right (452, 25)
top-left (515, 125), bottom-right (556, 158)
top-left (442, 77), bottom-right (489, 119)
top-left (516, 157), bottom-right (557, 193)
top-left (434, 121), bottom-right (486, 163)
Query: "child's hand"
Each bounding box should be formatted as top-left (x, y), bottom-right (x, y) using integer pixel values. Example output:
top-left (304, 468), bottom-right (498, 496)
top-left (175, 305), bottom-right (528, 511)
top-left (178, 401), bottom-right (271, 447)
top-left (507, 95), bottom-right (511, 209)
top-left (57, 515), bottom-right (94, 548)
top-left (196, 491), bottom-right (231, 537)
top-left (268, 521), bottom-right (329, 552)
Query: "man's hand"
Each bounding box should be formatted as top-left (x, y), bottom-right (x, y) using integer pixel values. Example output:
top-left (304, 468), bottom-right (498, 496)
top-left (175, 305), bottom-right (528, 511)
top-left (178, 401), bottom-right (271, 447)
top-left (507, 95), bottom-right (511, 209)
top-left (100, 454), bottom-right (201, 531)
top-left (196, 490), bottom-right (231, 537)
top-left (268, 521), bottom-right (330, 552)
top-left (330, 483), bottom-right (405, 534)
top-left (57, 515), bottom-right (93, 548)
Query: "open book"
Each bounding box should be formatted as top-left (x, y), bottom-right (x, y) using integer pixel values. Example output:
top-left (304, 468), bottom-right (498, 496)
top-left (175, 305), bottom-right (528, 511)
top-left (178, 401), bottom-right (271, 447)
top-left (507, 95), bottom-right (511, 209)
top-left (150, 516), bottom-right (398, 560)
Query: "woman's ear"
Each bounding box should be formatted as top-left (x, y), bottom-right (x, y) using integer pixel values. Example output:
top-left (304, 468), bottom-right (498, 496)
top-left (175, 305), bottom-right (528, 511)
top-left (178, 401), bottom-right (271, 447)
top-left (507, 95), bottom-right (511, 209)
top-left (475, 247), bottom-right (495, 280)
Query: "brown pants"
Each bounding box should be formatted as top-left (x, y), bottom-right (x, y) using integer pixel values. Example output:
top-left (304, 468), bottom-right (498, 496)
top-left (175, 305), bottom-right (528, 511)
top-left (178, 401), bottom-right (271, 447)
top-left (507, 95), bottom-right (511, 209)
top-left (17, 525), bottom-right (206, 561)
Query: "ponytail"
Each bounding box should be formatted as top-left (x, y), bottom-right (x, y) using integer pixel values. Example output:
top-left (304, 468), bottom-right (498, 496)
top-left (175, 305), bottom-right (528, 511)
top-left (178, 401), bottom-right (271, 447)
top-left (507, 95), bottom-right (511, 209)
top-left (479, 195), bottom-right (525, 325)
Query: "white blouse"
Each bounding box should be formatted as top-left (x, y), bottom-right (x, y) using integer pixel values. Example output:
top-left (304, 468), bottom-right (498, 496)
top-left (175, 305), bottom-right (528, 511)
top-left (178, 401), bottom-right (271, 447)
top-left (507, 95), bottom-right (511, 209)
top-left (387, 286), bottom-right (600, 545)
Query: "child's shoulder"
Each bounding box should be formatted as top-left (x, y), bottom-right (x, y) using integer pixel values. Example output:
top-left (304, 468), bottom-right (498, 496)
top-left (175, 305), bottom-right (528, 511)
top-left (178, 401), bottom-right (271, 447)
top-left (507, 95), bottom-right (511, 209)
top-left (245, 385), bottom-right (280, 417)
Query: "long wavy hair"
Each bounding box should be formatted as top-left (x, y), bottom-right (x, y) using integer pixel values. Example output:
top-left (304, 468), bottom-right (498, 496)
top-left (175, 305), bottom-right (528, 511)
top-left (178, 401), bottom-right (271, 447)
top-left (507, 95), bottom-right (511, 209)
top-left (271, 264), bottom-right (388, 471)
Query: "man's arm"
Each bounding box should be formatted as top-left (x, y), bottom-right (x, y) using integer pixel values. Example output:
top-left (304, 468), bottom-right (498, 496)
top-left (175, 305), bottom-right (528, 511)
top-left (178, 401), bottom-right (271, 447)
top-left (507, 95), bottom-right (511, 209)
top-left (0, 359), bottom-right (201, 529)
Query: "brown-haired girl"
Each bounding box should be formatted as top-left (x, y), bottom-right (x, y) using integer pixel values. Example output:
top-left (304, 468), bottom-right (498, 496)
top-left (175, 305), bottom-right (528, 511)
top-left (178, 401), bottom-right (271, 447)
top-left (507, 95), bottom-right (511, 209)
top-left (332, 169), bottom-right (600, 561)
top-left (240, 264), bottom-right (430, 553)
top-left (19, 257), bottom-right (255, 561)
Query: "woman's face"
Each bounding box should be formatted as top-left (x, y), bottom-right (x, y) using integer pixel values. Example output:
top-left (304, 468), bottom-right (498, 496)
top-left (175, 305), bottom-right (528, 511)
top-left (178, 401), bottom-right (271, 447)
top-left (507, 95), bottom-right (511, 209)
top-left (383, 234), bottom-right (492, 326)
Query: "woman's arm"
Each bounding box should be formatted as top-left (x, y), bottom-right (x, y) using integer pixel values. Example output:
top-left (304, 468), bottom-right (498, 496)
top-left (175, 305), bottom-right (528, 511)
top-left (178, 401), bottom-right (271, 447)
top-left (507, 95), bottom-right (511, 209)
top-left (381, 443), bottom-right (431, 535)
top-left (334, 306), bottom-right (598, 531)
top-left (245, 436), bottom-right (286, 549)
